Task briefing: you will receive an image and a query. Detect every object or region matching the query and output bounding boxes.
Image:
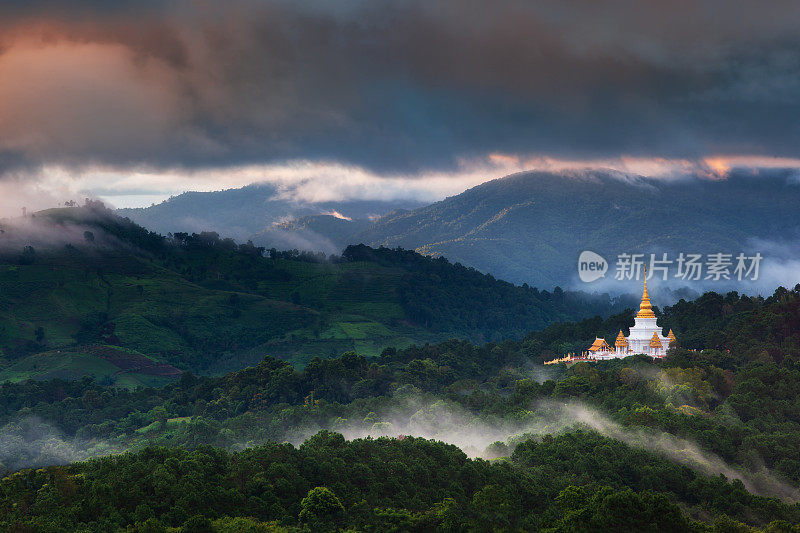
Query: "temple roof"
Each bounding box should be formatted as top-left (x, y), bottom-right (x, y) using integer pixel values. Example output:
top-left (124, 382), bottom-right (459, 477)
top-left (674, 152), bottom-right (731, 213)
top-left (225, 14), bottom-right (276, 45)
top-left (667, 329), bottom-right (676, 342)
top-left (649, 331), bottom-right (662, 348)
top-left (615, 330), bottom-right (628, 347)
top-left (589, 337), bottom-right (611, 351)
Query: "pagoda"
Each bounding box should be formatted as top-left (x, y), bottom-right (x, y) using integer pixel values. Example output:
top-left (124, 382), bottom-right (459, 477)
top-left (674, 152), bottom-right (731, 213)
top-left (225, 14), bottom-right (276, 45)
top-left (614, 330), bottom-right (629, 356)
top-left (544, 272), bottom-right (676, 364)
top-left (623, 269), bottom-right (671, 357)
top-left (585, 271), bottom-right (673, 360)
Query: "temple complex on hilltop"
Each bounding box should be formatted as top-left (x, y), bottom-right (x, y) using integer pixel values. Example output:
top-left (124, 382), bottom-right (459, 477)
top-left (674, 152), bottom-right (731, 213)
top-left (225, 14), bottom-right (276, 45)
top-left (545, 273), bottom-right (675, 364)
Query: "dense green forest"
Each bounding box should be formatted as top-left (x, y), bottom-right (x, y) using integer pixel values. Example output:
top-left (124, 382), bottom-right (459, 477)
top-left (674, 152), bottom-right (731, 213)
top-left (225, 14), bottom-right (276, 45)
top-left (3, 432), bottom-right (794, 532)
top-left (0, 205), bottom-right (626, 378)
top-left (2, 283), bottom-right (800, 530)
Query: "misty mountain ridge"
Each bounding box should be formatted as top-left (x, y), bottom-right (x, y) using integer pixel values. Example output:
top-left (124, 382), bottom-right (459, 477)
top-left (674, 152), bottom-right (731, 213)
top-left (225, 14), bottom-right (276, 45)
top-left (117, 169), bottom-right (800, 295)
top-left (352, 168), bottom-right (800, 292)
top-left (251, 214), bottom-right (373, 253)
top-left (117, 183), bottom-right (425, 249)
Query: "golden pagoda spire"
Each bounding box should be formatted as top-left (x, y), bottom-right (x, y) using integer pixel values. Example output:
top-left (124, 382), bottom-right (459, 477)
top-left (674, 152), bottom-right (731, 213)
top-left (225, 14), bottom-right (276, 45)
top-left (636, 265), bottom-right (656, 319)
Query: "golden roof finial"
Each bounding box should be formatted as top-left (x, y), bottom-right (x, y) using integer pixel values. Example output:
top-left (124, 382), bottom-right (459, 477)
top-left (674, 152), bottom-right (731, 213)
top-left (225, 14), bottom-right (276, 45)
top-left (636, 265), bottom-right (656, 318)
top-left (644, 264), bottom-right (648, 292)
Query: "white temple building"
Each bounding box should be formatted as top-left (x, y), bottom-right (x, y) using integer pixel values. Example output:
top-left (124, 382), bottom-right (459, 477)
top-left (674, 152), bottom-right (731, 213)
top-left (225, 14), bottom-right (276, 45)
top-left (588, 273), bottom-right (675, 360)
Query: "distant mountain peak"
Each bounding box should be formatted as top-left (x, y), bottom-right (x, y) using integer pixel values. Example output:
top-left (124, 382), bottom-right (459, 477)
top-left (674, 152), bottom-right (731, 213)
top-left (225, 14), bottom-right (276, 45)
top-left (354, 169), bottom-right (800, 293)
top-left (117, 184), bottom-right (426, 244)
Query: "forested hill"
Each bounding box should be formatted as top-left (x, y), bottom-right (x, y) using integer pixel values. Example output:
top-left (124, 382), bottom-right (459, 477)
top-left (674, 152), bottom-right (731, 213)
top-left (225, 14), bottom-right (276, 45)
top-left (0, 205), bottom-right (628, 379)
top-left (2, 286), bottom-right (800, 530)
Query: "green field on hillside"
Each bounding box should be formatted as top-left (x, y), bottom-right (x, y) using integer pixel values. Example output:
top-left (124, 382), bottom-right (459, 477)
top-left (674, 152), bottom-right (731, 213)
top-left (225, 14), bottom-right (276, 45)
top-left (0, 207), bottom-right (623, 382)
top-left (0, 255), bottom-right (421, 374)
top-left (0, 343), bottom-right (183, 388)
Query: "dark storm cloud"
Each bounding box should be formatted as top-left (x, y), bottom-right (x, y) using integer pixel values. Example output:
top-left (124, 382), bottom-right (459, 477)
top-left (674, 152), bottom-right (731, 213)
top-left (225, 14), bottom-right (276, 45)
top-left (1, 0), bottom-right (799, 175)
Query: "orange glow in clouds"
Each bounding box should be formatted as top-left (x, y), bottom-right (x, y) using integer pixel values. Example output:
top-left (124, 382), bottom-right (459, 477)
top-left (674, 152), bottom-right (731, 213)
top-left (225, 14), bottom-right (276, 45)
top-left (703, 158), bottom-right (731, 179)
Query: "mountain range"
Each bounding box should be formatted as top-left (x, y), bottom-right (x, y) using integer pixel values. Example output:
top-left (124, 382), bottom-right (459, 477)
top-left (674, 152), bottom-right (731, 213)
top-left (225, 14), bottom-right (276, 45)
top-left (118, 183), bottom-right (424, 253)
top-left (121, 169), bottom-right (800, 293)
top-left (355, 169), bottom-right (800, 290)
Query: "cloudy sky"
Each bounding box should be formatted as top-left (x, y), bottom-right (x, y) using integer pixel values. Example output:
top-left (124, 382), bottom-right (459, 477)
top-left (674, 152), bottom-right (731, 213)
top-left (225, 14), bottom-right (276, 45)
top-left (2, 0), bottom-right (800, 209)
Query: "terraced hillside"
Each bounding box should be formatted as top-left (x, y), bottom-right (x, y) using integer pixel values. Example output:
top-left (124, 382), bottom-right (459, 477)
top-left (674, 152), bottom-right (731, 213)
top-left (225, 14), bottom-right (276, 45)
top-left (0, 345), bottom-right (180, 388)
